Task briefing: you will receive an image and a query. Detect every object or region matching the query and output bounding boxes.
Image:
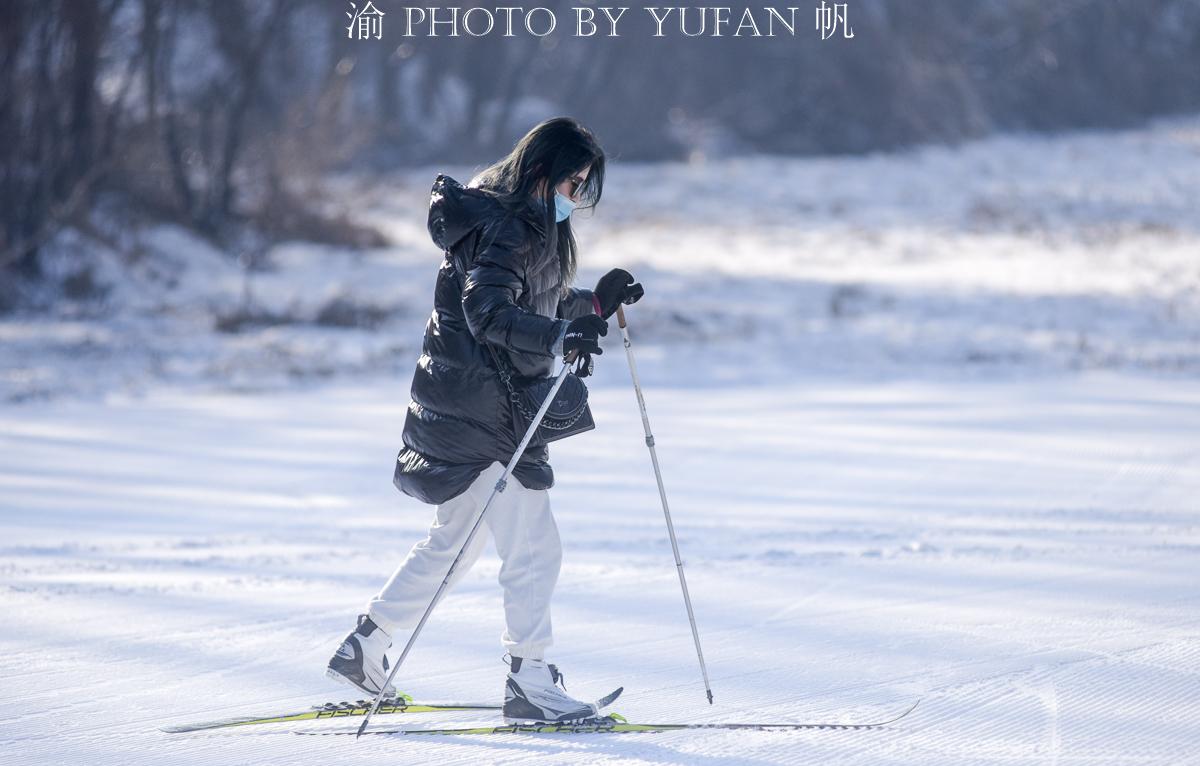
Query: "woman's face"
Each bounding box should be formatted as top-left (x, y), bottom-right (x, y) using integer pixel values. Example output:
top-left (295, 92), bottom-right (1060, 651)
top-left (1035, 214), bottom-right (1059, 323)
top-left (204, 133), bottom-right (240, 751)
top-left (557, 164), bottom-right (591, 203)
top-left (537, 164), bottom-right (591, 203)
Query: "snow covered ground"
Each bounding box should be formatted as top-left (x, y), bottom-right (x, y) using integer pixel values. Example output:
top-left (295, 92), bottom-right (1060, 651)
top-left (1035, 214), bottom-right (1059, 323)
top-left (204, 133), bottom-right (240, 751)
top-left (2, 116), bottom-right (1199, 763)
top-left (2, 376), bottom-right (1198, 764)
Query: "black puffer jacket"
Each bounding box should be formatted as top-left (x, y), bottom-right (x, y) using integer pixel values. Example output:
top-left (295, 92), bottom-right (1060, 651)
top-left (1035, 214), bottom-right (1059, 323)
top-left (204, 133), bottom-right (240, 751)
top-left (393, 174), bottom-right (597, 505)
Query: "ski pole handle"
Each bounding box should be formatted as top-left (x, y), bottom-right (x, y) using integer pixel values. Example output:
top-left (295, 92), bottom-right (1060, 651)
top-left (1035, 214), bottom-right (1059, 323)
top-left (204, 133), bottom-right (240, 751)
top-left (616, 304), bottom-right (627, 330)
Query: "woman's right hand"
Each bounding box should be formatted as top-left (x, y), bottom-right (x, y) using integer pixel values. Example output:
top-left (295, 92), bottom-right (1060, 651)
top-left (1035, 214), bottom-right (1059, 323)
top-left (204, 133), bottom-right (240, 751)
top-left (593, 268), bottom-right (645, 319)
top-left (563, 314), bottom-right (608, 358)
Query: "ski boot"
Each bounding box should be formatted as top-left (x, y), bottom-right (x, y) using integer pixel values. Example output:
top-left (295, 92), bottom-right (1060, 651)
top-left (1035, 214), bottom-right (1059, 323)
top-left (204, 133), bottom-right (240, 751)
top-left (326, 614), bottom-right (396, 696)
top-left (503, 656), bottom-right (597, 723)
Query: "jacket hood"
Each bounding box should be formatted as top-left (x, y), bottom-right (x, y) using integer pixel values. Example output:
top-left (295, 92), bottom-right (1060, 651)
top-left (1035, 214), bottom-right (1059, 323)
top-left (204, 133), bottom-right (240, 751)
top-left (427, 173), bottom-right (546, 252)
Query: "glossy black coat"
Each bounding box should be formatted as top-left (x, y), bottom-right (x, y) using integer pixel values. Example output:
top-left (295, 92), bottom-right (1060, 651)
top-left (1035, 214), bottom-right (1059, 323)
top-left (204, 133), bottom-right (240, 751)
top-left (394, 174), bottom-right (596, 504)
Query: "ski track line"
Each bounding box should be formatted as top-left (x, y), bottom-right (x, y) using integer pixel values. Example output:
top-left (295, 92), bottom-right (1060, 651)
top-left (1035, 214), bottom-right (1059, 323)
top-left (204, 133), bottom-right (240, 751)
top-left (612, 633), bottom-right (1192, 741)
top-left (3, 545), bottom-right (1196, 746)
top-left (578, 558), bottom-right (1200, 695)
top-left (2, 539), bottom-right (1177, 700)
top-left (436, 544), bottom-right (1199, 690)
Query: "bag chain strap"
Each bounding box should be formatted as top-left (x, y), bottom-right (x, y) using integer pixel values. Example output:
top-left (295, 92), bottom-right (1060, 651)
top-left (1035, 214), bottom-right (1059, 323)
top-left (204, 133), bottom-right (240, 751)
top-left (489, 344), bottom-right (536, 420)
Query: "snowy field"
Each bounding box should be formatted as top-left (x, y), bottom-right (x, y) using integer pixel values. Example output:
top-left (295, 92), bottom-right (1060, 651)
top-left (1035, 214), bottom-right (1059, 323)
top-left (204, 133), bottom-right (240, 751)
top-left (2, 377), bottom-right (1198, 764)
top-left (2, 116), bottom-right (1200, 764)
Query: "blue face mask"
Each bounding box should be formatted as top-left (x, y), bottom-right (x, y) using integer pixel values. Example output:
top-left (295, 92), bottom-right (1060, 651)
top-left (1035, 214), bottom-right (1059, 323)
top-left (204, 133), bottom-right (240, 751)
top-left (554, 191), bottom-right (576, 223)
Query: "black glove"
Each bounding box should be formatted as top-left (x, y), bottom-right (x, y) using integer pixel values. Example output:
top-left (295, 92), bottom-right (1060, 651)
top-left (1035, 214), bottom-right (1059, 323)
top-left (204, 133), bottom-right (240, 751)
top-left (593, 268), bottom-right (645, 320)
top-left (562, 314), bottom-right (608, 359)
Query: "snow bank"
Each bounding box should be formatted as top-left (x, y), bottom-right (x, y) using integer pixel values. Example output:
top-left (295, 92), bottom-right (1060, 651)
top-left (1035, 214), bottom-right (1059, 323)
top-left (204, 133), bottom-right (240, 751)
top-left (3, 115), bottom-right (1198, 402)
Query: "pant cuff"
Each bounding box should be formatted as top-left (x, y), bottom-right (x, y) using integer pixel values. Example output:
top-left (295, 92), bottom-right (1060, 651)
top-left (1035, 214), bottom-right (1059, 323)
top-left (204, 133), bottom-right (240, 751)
top-left (504, 642), bottom-right (549, 661)
top-left (366, 605), bottom-right (399, 639)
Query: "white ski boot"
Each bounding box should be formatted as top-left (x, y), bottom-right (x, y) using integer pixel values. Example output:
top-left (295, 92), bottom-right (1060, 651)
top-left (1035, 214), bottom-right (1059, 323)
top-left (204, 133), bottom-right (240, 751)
top-left (326, 614), bottom-right (397, 697)
top-left (503, 657), bottom-right (597, 723)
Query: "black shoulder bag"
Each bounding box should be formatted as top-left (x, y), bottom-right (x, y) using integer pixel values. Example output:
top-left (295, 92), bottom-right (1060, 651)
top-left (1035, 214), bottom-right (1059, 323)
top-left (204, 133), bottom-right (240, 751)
top-left (488, 345), bottom-right (594, 444)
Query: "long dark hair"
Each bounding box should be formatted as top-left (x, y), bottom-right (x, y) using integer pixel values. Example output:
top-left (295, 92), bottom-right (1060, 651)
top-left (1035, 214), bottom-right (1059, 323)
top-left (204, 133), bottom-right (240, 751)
top-left (470, 117), bottom-right (605, 288)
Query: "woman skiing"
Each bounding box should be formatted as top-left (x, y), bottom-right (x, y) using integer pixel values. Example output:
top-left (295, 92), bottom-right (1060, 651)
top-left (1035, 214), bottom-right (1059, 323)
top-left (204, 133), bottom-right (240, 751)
top-left (327, 117), bottom-right (644, 723)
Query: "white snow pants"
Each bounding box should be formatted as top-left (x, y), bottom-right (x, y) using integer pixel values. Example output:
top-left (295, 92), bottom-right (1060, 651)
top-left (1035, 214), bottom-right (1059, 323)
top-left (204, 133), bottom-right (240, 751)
top-left (366, 461), bottom-right (562, 660)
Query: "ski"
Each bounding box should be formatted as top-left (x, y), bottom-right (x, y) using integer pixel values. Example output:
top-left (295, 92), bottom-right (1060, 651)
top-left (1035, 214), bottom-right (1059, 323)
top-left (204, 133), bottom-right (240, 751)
top-left (160, 694), bottom-right (499, 733)
top-left (297, 700), bottom-right (920, 736)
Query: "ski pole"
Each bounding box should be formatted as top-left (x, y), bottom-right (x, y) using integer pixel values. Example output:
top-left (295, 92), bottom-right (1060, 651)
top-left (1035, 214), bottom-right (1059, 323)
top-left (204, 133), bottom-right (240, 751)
top-left (356, 354), bottom-right (579, 739)
top-left (615, 304), bottom-right (714, 705)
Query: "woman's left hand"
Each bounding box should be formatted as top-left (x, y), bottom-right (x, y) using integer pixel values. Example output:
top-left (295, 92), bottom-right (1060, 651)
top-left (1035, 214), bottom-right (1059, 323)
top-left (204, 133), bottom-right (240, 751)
top-left (571, 353), bottom-right (594, 378)
top-left (593, 268), bottom-right (645, 319)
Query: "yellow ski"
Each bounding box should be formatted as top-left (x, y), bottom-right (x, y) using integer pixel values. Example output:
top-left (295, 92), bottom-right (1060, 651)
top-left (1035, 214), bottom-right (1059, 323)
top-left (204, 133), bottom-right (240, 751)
top-left (161, 694), bottom-right (499, 733)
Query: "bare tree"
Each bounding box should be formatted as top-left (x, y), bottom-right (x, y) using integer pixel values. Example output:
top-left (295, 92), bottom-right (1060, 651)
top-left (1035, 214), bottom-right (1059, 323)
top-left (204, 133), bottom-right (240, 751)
top-left (1, 0), bottom-right (123, 275)
top-left (3, 0), bottom-right (1199, 293)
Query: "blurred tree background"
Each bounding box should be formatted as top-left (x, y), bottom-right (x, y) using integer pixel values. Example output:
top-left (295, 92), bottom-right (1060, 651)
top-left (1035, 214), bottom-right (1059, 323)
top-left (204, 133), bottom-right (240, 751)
top-left (2, 0), bottom-right (1199, 294)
